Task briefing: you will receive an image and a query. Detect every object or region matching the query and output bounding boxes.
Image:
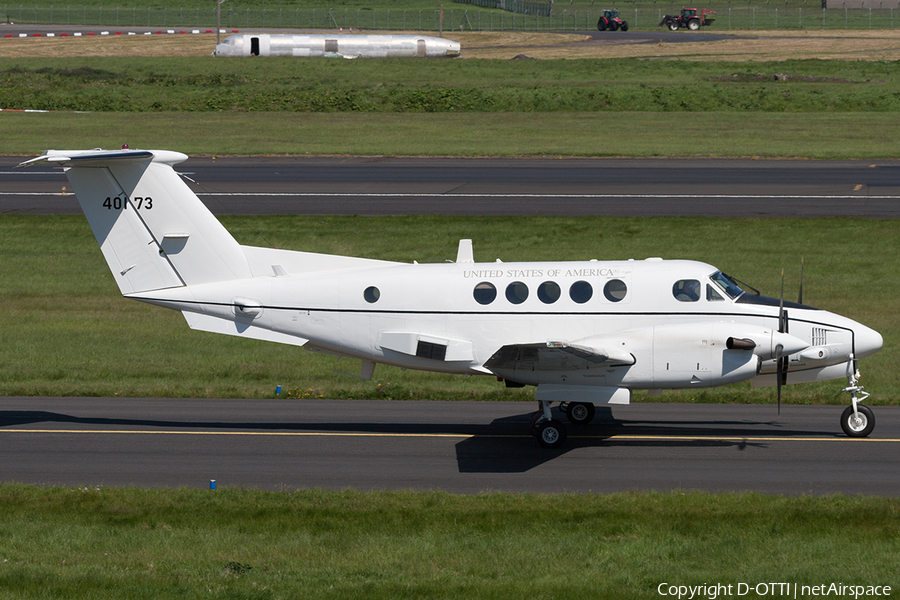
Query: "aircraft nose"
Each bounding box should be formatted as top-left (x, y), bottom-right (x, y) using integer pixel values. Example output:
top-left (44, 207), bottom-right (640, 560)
top-left (855, 323), bottom-right (883, 358)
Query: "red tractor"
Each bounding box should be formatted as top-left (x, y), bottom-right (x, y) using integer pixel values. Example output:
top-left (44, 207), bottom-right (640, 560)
top-left (659, 7), bottom-right (716, 30)
top-left (597, 9), bottom-right (629, 31)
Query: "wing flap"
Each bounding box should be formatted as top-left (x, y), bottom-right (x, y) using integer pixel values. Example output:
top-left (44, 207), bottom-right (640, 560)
top-left (484, 341), bottom-right (635, 374)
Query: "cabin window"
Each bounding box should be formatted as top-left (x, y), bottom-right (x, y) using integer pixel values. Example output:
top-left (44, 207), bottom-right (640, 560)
top-left (537, 281), bottom-right (561, 304)
top-left (506, 281), bottom-right (529, 304)
top-left (673, 279), bottom-right (701, 302)
top-left (569, 280), bottom-right (593, 304)
top-left (473, 282), bottom-right (497, 305)
top-left (707, 284), bottom-right (724, 302)
top-left (364, 286), bottom-right (380, 303)
top-left (603, 279), bottom-right (627, 302)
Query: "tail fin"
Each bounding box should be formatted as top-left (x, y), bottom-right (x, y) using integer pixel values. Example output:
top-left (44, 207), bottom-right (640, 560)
top-left (21, 149), bottom-right (251, 294)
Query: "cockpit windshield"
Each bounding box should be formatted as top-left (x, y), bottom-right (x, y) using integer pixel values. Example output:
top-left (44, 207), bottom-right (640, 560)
top-left (709, 271), bottom-right (746, 300)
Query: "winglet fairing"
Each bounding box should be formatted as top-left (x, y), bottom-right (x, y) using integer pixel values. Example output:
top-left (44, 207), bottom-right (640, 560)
top-left (21, 148), bottom-right (884, 448)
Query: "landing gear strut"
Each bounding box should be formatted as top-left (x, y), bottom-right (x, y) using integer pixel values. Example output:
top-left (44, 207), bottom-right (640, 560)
top-left (531, 401), bottom-right (567, 449)
top-left (840, 355), bottom-right (875, 438)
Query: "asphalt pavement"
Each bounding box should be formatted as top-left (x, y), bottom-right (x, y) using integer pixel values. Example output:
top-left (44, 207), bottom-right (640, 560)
top-left (2, 397), bottom-right (897, 494)
top-left (4, 156), bottom-right (900, 217)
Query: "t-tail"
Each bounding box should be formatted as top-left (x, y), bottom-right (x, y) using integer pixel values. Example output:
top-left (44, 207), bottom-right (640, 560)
top-left (21, 148), bottom-right (251, 294)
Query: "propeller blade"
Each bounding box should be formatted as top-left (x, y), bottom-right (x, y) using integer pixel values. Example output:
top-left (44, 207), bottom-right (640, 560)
top-left (775, 343), bottom-right (784, 417)
top-left (778, 269), bottom-right (785, 333)
top-left (798, 257), bottom-right (804, 305)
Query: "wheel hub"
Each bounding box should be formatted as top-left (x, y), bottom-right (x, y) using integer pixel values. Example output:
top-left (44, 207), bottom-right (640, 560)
top-left (848, 413), bottom-right (868, 432)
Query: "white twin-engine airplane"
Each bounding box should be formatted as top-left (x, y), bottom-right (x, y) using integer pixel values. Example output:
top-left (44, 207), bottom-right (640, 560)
top-left (21, 148), bottom-right (884, 448)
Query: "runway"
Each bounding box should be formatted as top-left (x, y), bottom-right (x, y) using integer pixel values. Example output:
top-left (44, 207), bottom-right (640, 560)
top-left (2, 397), bottom-right (898, 495)
top-left (3, 156), bottom-right (900, 217)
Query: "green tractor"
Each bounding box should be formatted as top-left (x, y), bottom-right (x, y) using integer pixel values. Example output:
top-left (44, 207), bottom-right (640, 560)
top-left (597, 9), bottom-right (629, 31)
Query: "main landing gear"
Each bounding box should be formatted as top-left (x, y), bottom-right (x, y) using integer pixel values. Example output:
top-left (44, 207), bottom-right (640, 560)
top-left (530, 401), bottom-right (597, 448)
top-left (840, 356), bottom-right (875, 438)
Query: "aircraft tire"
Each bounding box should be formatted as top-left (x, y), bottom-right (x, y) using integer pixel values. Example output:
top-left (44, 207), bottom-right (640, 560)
top-left (841, 405), bottom-right (875, 438)
top-left (565, 402), bottom-right (595, 425)
top-left (536, 419), bottom-right (567, 449)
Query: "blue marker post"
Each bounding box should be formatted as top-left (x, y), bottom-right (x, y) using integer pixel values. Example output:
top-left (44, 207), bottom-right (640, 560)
top-left (210, 480), bottom-right (216, 490)
top-left (275, 385), bottom-right (282, 395)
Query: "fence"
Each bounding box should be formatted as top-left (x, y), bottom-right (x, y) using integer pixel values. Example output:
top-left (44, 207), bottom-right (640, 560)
top-left (3, 5), bottom-right (898, 30)
top-left (453, 0), bottom-right (553, 18)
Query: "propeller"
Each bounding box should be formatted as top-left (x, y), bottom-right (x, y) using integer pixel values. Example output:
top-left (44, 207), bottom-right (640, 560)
top-left (776, 269), bottom-right (787, 417)
top-left (774, 259), bottom-right (808, 415)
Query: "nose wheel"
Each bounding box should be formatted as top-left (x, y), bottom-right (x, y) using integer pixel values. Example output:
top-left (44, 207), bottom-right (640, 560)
top-left (841, 404), bottom-right (875, 437)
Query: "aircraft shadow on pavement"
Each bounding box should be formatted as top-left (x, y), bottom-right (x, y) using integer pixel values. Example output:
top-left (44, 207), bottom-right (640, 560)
top-left (453, 407), bottom-right (842, 473)
top-left (1, 408), bottom-right (840, 475)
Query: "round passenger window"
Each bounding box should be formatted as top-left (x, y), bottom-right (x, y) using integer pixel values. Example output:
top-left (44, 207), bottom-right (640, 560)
top-left (603, 279), bottom-right (627, 302)
top-left (364, 286), bottom-right (380, 303)
top-left (537, 281), bottom-right (561, 304)
top-left (569, 280), bottom-right (593, 304)
top-left (506, 281), bottom-right (529, 305)
top-left (473, 281), bottom-right (497, 305)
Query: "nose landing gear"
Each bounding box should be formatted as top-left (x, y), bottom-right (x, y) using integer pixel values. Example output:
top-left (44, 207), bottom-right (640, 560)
top-left (840, 356), bottom-right (875, 438)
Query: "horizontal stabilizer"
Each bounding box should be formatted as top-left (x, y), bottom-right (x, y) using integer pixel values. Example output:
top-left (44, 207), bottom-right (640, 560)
top-left (183, 312), bottom-right (309, 347)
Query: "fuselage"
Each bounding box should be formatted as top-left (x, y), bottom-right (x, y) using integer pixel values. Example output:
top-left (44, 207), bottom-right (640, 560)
top-left (214, 33), bottom-right (461, 58)
top-left (134, 255), bottom-right (883, 391)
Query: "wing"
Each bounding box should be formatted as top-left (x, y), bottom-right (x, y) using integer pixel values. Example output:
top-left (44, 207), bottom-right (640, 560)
top-left (484, 341), bottom-right (635, 374)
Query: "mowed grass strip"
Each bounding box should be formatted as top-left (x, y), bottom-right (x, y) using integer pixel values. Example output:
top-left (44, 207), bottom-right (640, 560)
top-left (3, 111), bottom-right (900, 158)
top-left (0, 484), bottom-right (898, 600)
top-left (3, 56), bottom-right (900, 112)
top-left (1, 214), bottom-right (896, 402)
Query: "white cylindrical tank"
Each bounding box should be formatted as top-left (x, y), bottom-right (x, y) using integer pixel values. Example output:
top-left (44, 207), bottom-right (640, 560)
top-left (214, 33), bottom-right (460, 58)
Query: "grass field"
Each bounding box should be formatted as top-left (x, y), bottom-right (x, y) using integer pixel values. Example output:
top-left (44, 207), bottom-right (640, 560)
top-left (4, 55), bottom-right (900, 112)
top-left (0, 484), bottom-right (898, 600)
top-left (2, 214), bottom-right (896, 403)
top-left (3, 44), bottom-right (900, 158)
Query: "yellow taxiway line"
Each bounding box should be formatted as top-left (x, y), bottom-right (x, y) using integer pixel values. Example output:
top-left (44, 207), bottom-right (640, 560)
top-left (2, 429), bottom-right (899, 442)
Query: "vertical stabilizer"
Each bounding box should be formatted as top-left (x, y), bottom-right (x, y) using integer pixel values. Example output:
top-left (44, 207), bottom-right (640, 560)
top-left (21, 149), bottom-right (251, 294)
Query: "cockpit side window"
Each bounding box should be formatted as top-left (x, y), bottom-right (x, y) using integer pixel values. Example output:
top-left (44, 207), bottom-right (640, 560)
top-left (673, 279), bottom-right (700, 302)
top-left (706, 284), bottom-right (724, 302)
top-left (709, 270), bottom-right (744, 300)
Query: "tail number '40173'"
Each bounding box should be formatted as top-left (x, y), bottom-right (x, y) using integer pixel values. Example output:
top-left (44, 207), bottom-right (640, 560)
top-left (103, 196), bottom-right (153, 210)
